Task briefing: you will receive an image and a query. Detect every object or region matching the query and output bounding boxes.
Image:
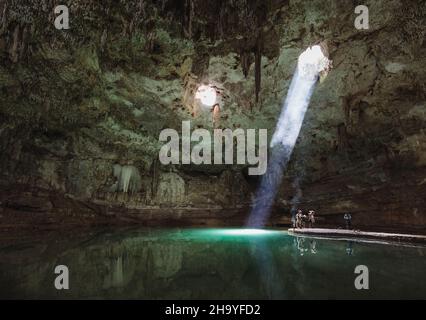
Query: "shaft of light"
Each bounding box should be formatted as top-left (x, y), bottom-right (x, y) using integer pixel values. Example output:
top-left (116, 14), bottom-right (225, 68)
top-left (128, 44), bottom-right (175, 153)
top-left (247, 45), bottom-right (329, 228)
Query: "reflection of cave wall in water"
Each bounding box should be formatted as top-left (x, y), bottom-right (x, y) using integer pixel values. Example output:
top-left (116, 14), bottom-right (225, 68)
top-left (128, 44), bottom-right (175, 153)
top-left (0, 0), bottom-right (425, 230)
top-left (0, 229), bottom-right (425, 299)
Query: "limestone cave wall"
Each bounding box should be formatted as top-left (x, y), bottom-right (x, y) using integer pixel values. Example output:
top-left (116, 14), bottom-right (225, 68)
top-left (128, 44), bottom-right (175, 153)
top-left (0, 0), bottom-right (425, 231)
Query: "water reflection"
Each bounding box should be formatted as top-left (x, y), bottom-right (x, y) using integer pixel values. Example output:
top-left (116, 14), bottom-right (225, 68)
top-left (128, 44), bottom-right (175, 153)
top-left (346, 241), bottom-right (354, 256)
top-left (248, 236), bottom-right (286, 299)
top-left (0, 228), bottom-right (424, 299)
top-left (104, 255), bottom-right (124, 289)
top-left (310, 240), bottom-right (317, 254)
top-left (294, 237), bottom-right (318, 256)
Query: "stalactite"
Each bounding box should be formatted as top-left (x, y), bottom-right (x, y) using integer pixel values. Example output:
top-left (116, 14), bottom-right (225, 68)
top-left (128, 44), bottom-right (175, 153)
top-left (160, 0), bottom-right (167, 12)
top-left (129, 19), bottom-right (134, 37)
top-left (240, 49), bottom-right (251, 78)
top-left (111, 164), bottom-right (142, 194)
top-left (150, 158), bottom-right (160, 200)
top-left (189, 0), bottom-right (194, 38)
top-left (183, 0), bottom-right (194, 38)
top-left (254, 34), bottom-right (262, 103)
top-left (100, 28), bottom-right (108, 51)
top-left (212, 104), bottom-right (221, 128)
top-left (342, 95), bottom-right (352, 128)
top-left (138, 0), bottom-right (145, 17)
top-left (337, 123), bottom-right (351, 151)
top-left (146, 31), bottom-right (155, 53)
top-left (182, 73), bottom-right (198, 113)
top-left (9, 24), bottom-right (20, 63)
top-left (217, 2), bottom-right (227, 39)
top-left (19, 25), bottom-right (27, 60)
top-left (0, 0), bottom-right (7, 35)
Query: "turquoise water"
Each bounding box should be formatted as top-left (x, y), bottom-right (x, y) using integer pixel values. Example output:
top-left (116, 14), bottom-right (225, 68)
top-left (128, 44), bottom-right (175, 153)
top-left (0, 228), bottom-right (425, 299)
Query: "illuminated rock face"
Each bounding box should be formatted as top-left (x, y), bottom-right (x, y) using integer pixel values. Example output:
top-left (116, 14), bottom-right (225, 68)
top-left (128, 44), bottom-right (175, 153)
top-left (0, 1), bottom-right (425, 231)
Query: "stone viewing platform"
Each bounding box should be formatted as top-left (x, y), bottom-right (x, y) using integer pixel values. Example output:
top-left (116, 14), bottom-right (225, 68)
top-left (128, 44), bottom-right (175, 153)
top-left (288, 228), bottom-right (426, 244)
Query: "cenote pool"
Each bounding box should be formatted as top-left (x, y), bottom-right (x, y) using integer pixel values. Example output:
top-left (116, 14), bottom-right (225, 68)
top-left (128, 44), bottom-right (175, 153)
top-left (0, 228), bottom-right (425, 299)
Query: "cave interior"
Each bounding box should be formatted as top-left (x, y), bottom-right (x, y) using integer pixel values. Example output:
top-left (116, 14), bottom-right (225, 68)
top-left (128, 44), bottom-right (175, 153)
top-left (0, 0), bottom-right (425, 233)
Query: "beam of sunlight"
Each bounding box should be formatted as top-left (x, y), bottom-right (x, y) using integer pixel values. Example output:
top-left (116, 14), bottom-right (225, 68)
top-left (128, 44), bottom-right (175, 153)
top-left (247, 45), bottom-right (330, 228)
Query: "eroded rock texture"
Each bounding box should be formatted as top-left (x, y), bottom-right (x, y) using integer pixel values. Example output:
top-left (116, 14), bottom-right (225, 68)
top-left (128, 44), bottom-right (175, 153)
top-left (0, 0), bottom-right (425, 231)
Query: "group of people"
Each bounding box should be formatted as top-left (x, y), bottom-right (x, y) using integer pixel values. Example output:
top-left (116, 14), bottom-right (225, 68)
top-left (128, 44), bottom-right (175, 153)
top-left (295, 237), bottom-right (317, 255)
top-left (293, 210), bottom-right (353, 230)
top-left (294, 209), bottom-right (316, 229)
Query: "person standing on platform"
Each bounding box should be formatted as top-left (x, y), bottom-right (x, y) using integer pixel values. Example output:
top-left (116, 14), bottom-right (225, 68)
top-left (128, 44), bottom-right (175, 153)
top-left (344, 213), bottom-right (352, 230)
top-left (308, 210), bottom-right (316, 228)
